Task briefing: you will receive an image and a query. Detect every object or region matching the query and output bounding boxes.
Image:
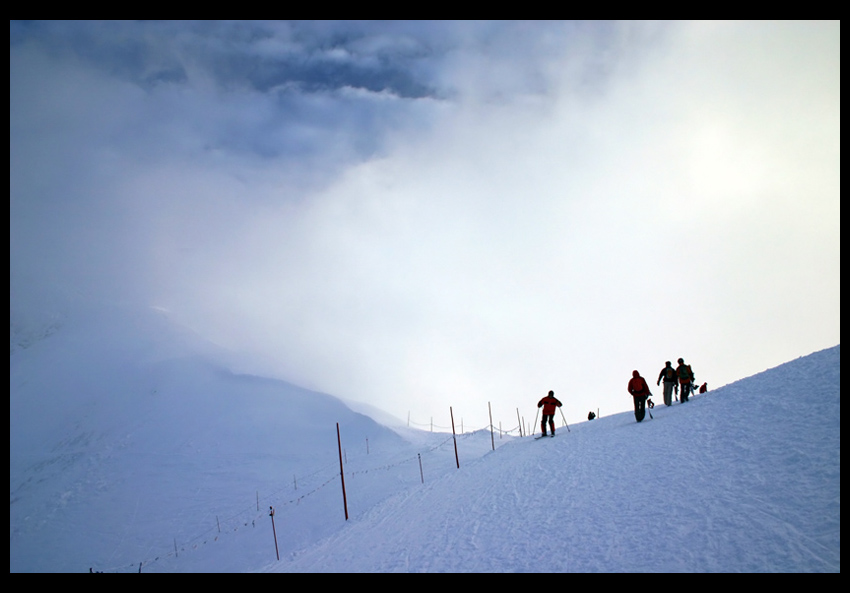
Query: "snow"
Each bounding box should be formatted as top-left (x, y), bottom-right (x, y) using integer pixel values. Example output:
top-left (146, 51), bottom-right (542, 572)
top-left (10, 302), bottom-right (840, 572)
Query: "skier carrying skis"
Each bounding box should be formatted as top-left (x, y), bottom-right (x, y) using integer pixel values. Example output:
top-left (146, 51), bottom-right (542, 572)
top-left (537, 390), bottom-right (562, 436)
top-left (628, 370), bottom-right (652, 422)
top-left (656, 360), bottom-right (678, 406)
top-left (676, 358), bottom-right (695, 402)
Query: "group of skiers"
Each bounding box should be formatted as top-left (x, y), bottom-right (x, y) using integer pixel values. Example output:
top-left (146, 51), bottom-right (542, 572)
top-left (628, 358), bottom-right (707, 422)
top-left (536, 358), bottom-right (707, 434)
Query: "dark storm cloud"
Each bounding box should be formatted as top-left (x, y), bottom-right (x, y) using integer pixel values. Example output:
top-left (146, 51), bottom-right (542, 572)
top-left (10, 21), bottom-right (190, 89)
top-left (10, 21), bottom-right (438, 97)
top-left (10, 21), bottom-right (448, 204)
top-left (206, 37), bottom-right (436, 98)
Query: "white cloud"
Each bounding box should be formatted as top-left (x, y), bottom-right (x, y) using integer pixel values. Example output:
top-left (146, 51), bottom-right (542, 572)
top-left (10, 21), bottom-right (840, 427)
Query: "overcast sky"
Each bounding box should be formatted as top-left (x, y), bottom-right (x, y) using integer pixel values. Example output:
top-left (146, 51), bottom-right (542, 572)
top-left (10, 21), bottom-right (840, 428)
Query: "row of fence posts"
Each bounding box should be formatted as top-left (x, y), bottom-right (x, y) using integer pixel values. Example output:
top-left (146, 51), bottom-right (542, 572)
top-left (267, 421), bottom-right (347, 564)
top-left (410, 404), bottom-right (530, 438)
top-left (268, 406), bottom-right (463, 560)
top-left (267, 402), bottom-right (590, 561)
top-left (408, 405), bottom-right (580, 439)
top-left (97, 400), bottom-right (597, 571)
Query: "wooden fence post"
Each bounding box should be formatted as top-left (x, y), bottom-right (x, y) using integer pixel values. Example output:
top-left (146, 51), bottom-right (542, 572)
top-left (488, 402), bottom-right (495, 450)
top-left (336, 423), bottom-right (349, 520)
top-left (450, 407), bottom-right (460, 469)
top-left (269, 506), bottom-right (280, 561)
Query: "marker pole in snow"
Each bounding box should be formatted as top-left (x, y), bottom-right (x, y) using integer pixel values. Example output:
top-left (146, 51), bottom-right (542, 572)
top-left (516, 408), bottom-right (523, 437)
top-left (269, 506), bottom-right (280, 561)
top-left (488, 402), bottom-right (495, 451)
top-left (532, 408), bottom-right (539, 437)
top-left (450, 407), bottom-right (460, 469)
top-left (336, 423), bottom-right (349, 520)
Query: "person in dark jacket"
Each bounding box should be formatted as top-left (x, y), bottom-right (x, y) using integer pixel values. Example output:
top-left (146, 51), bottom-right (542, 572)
top-left (656, 361), bottom-right (678, 406)
top-left (676, 358), bottom-right (695, 402)
top-left (628, 370), bottom-right (652, 422)
top-left (537, 390), bottom-right (562, 436)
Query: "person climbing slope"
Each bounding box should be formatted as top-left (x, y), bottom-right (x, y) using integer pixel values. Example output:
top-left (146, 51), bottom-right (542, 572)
top-left (628, 370), bottom-right (652, 422)
top-left (676, 358), bottom-right (695, 402)
top-left (537, 390), bottom-right (562, 437)
top-left (657, 361), bottom-right (678, 406)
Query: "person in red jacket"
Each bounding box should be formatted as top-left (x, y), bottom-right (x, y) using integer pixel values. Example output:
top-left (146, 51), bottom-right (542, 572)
top-left (537, 390), bottom-right (562, 436)
top-left (628, 370), bottom-right (652, 422)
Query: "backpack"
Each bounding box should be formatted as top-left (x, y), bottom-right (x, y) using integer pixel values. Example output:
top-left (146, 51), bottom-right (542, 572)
top-left (664, 367), bottom-right (676, 381)
top-left (678, 364), bottom-right (693, 381)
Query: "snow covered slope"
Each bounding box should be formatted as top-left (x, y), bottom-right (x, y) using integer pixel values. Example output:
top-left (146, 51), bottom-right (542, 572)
top-left (10, 298), bottom-right (840, 572)
top-left (265, 345), bottom-right (840, 573)
top-left (10, 302), bottom-right (409, 572)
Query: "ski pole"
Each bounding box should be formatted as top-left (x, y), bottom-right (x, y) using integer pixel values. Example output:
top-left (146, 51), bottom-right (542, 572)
top-left (559, 407), bottom-right (571, 432)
